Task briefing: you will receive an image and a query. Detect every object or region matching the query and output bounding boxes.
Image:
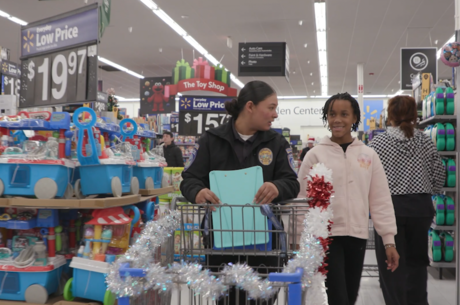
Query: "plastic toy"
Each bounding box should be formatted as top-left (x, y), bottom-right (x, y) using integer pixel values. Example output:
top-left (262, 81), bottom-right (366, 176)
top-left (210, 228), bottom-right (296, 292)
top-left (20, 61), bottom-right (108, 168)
top-left (72, 108), bottom-right (138, 198)
top-left (64, 257), bottom-right (116, 305)
top-left (431, 230), bottom-right (442, 262)
top-left (445, 123), bottom-right (455, 151)
top-left (445, 196), bottom-right (455, 226)
top-left (432, 123), bottom-right (446, 151)
top-left (445, 87), bottom-right (455, 115)
top-left (435, 87), bottom-right (445, 115)
top-left (440, 232), bottom-right (454, 262)
top-left (446, 159), bottom-right (456, 187)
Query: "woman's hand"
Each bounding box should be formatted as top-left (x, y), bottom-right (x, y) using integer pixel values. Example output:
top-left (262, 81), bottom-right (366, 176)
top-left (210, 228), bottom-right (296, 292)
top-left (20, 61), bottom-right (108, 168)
top-left (195, 188), bottom-right (221, 211)
top-left (254, 182), bottom-right (279, 204)
top-left (385, 246), bottom-right (400, 272)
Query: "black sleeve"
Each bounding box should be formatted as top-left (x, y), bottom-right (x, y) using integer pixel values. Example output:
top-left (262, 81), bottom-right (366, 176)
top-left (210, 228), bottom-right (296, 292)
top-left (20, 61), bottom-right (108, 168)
top-left (175, 147), bottom-right (184, 167)
top-left (180, 134), bottom-right (211, 203)
top-left (270, 137), bottom-right (300, 202)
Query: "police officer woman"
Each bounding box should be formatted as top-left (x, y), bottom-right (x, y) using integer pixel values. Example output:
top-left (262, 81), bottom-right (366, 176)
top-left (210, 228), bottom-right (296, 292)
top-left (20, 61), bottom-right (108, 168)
top-left (180, 80), bottom-right (300, 304)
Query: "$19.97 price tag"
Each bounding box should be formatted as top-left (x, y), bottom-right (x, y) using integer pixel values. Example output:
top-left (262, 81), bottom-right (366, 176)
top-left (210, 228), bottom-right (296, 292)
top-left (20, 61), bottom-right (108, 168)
top-left (179, 111), bottom-right (231, 136)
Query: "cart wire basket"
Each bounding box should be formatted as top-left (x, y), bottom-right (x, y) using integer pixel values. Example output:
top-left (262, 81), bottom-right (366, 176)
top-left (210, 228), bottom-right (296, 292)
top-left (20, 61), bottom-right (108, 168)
top-left (118, 197), bottom-right (311, 305)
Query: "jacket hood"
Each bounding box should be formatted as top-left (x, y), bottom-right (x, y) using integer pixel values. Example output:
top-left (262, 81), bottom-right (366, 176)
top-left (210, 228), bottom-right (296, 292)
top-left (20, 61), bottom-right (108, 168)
top-left (386, 127), bottom-right (422, 155)
top-left (318, 136), bottom-right (363, 147)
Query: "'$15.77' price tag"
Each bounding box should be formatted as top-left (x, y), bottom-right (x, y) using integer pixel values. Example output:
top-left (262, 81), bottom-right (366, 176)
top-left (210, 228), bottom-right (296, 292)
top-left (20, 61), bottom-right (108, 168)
top-left (181, 111), bottom-right (231, 135)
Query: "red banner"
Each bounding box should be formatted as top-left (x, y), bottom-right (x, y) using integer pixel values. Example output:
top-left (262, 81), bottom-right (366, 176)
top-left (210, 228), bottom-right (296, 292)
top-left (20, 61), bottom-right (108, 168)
top-left (166, 78), bottom-right (237, 97)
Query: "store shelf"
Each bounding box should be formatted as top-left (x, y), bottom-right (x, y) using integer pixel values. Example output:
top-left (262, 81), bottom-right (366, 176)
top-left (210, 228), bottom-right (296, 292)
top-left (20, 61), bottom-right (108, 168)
top-left (439, 151), bottom-right (458, 156)
top-left (139, 186), bottom-right (174, 196)
top-left (176, 143), bottom-right (196, 146)
top-left (2, 296), bottom-right (96, 305)
top-left (431, 224), bottom-right (456, 230)
top-left (430, 261), bottom-right (456, 268)
top-left (418, 115), bottom-right (457, 128)
top-left (4, 194), bottom-right (143, 209)
top-left (442, 188), bottom-right (457, 192)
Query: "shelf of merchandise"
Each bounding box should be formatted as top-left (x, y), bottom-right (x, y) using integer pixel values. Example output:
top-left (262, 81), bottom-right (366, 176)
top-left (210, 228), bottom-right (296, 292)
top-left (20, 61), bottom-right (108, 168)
top-left (431, 224), bottom-right (456, 231)
top-left (418, 115), bottom-right (457, 128)
top-left (176, 143), bottom-right (196, 146)
top-left (439, 151), bottom-right (458, 156)
top-left (417, 90), bottom-right (459, 296)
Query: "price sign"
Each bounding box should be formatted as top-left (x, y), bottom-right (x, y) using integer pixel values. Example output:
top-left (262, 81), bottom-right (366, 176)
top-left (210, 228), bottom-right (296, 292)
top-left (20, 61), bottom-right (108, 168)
top-left (19, 4), bottom-right (98, 108)
top-left (1, 60), bottom-right (21, 97)
top-left (178, 96), bottom-right (233, 136)
top-left (170, 113), bottom-right (179, 133)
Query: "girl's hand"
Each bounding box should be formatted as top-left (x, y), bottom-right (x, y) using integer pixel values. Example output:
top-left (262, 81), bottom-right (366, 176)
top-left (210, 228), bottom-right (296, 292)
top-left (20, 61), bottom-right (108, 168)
top-left (385, 246), bottom-right (400, 272)
top-left (254, 182), bottom-right (279, 204)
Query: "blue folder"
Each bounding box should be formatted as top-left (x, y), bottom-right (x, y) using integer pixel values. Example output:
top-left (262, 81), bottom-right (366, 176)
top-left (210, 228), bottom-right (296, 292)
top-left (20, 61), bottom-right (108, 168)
top-left (209, 166), bottom-right (271, 250)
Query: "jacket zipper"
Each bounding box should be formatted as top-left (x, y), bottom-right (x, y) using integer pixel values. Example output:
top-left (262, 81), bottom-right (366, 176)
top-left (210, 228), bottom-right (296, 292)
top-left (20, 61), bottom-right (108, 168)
top-left (343, 147), bottom-right (349, 234)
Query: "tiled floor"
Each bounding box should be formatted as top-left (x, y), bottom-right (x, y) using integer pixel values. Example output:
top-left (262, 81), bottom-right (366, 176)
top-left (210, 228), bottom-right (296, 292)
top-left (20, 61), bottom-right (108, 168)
top-left (357, 250), bottom-right (457, 305)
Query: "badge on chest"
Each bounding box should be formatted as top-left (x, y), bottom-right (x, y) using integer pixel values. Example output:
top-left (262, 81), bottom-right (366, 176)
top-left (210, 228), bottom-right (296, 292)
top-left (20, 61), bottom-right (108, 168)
top-left (258, 148), bottom-right (273, 166)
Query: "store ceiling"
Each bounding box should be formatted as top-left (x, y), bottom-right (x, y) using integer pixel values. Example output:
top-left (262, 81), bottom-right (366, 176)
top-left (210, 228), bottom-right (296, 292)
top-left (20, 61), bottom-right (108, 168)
top-left (0, 0), bottom-right (455, 99)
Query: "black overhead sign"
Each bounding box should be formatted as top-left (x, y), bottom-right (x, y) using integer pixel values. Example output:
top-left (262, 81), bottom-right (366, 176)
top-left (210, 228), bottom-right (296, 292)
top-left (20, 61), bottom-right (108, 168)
top-left (238, 42), bottom-right (289, 77)
top-left (400, 47), bottom-right (437, 91)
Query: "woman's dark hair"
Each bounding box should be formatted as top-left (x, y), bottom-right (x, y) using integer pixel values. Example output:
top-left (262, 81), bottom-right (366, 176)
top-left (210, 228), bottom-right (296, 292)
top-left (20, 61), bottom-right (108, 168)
top-left (387, 95), bottom-right (417, 138)
top-left (321, 92), bottom-right (361, 131)
top-left (224, 81), bottom-right (275, 118)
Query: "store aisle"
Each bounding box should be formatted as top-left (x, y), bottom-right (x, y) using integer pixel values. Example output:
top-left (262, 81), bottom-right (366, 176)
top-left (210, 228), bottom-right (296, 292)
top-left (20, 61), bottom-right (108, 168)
top-left (357, 250), bottom-right (456, 305)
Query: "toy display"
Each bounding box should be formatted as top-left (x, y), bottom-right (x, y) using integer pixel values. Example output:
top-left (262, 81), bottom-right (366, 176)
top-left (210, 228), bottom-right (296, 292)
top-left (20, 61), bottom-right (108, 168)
top-left (422, 87), bottom-right (455, 120)
top-left (424, 123), bottom-right (456, 151)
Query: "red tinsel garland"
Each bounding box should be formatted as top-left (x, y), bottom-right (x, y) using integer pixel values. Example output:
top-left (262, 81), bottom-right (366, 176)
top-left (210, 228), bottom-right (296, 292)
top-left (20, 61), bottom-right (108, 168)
top-left (306, 174), bottom-right (334, 276)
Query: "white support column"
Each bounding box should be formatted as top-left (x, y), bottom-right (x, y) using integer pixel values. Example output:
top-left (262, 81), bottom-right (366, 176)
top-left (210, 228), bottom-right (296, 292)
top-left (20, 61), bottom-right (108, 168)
top-left (357, 63), bottom-right (364, 131)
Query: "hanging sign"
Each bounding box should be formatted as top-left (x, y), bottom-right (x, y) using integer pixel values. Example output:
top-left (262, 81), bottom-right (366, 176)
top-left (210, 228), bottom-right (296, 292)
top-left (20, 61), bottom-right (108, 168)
top-left (1, 60), bottom-right (21, 97)
top-left (165, 57), bottom-right (237, 98)
top-left (178, 96), bottom-right (233, 136)
top-left (19, 4), bottom-right (99, 108)
top-left (400, 48), bottom-right (437, 90)
top-left (238, 42), bottom-right (289, 77)
top-left (170, 112), bottom-right (179, 133)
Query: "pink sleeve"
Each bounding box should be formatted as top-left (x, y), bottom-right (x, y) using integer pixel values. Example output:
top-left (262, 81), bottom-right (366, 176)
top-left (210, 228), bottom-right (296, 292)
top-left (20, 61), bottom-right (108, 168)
top-left (368, 152), bottom-right (397, 245)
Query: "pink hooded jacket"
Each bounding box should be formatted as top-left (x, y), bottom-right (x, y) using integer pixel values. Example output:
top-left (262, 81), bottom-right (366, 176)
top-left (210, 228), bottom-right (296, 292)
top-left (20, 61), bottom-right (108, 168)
top-left (297, 136), bottom-right (397, 245)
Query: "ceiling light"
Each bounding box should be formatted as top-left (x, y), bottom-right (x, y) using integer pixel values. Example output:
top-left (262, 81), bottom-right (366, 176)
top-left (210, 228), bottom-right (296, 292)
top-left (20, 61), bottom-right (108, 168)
top-left (437, 35), bottom-right (455, 59)
top-left (139, 0), bottom-right (158, 10)
top-left (304, 43), bottom-right (308, 48)
top-left (116, 97), bottom-right (140, 102)
top-left (310, 73), bottom-right (313, 76)
top-left (434, 40), bottom-right (438, 45)
top-left (181, 15), bottom-right (189, 19)
top-left (0, 10), bottom-right (10, 18)
top-left (98, 56), bottom-right (145, 79)
top-left (8, 16), bottom-right (27, 26)
top-left (314, 1), bottom-right (327, 96)
top-left (311, 82), bottom-right (314, 85)
top-left (139, 0), bottom-right (244, 89)
top-left (299, 20), bottom-right (303, 26)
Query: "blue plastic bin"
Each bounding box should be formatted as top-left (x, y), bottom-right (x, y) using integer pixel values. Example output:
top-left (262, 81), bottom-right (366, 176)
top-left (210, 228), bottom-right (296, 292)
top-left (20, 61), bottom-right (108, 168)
top-left (133, 165), bottom-right (163, 189)
top-left (68, 257), bottom-right (111, 303)
top-left (0, 257), bottom-right (66, 301)
top-left (78, 164), bottom-right (133, 196)
top-left (0, 162), bottom-right (71, 198)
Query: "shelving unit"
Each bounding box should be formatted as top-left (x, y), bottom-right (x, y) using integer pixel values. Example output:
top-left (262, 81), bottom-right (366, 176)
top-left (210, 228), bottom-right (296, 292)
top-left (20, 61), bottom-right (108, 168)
top-left (418, 91), bottom-right (459, 291)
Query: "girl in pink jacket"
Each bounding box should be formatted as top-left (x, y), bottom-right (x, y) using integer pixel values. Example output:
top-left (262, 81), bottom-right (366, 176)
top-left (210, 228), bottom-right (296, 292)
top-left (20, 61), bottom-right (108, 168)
top-left (297, 93), bottom-right (399, 305)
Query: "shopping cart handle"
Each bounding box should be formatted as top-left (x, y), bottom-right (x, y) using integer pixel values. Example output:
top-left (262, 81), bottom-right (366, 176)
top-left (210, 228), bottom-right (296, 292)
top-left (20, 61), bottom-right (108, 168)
top-left (119, 263), bottom-right (147, 278)
top-left (268, 267), bottom-right (303, 283)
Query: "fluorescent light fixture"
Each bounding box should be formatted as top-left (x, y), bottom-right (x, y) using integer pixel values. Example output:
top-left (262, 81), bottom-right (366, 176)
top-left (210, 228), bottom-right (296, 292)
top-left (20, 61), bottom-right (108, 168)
top-left (8, 16), bottom-right (27, 26)
top-left (0, 10), bottom-right (10, 18)
top-left (138, 0), bottom-right (245, 89)
top-left (139, 0), bottom-right (158, 10)
top-left (362, 95), bottom-right (388, 98)
top-left (314, 2), bottom-right (328, 96)
top-left (437, 35), bottom-right (455, 59)
top-left (98, 56), bottom-right (144, 79)
top-left (153, 9), bottom-right (187, 37)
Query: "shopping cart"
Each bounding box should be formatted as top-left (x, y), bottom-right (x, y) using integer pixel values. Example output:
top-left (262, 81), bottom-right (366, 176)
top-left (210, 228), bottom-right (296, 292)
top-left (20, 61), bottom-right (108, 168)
top-left (117, 196), bottom-right (310, 305)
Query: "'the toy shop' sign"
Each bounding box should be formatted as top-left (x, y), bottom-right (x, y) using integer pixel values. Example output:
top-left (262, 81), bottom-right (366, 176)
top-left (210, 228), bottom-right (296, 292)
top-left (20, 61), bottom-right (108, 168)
top-left (165, 78), bottom-right (237, 97)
